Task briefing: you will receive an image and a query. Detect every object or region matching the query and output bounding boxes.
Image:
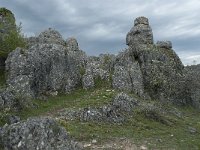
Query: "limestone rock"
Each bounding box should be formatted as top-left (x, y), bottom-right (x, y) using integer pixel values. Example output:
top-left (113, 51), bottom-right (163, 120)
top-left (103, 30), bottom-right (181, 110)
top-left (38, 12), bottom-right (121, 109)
top-left (60, 93), bottom-right (137, 123)
top-left (82, 74), bottom-right (94, 89)
top-left (124, 16), bottom-right (188, 105)
top-left (126, 16), bottom-right (153, 46)
top-left (156, 41), bottom-right (172, 49)
top-left (27, 28), bottom-right (66, 47)
top-left (66, 37), bottom-right (79, 51)
top-left (0, 8), bottom-right (16, 36)
top-left (112, 49), bottom-right (145, 97)
top-left (185, 64), bottom-right (200, 108)
top-left (6, 29), bottom-right (82, 98)
top-left (0, 117), bottom-right (82, 150)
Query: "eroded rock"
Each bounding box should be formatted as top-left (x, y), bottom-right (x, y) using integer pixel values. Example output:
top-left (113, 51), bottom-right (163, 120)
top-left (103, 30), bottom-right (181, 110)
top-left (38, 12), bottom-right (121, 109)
top-left (0, 117), bottom-right (82, 150)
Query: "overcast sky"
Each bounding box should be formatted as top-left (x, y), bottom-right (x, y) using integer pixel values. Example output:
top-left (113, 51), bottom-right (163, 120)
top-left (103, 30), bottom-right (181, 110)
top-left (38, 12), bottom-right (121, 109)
top-left (1, 0), bottom-right (200, 65)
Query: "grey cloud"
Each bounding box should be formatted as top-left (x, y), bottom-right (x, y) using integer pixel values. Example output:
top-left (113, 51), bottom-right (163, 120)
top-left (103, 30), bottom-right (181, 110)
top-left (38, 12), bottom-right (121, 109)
top-left (0, 0), bottom-right (200, 65)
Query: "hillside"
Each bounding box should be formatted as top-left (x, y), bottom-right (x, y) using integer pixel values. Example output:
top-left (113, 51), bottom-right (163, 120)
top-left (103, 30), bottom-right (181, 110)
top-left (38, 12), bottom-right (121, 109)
top-left (0, 9), bottom-right (200, 150)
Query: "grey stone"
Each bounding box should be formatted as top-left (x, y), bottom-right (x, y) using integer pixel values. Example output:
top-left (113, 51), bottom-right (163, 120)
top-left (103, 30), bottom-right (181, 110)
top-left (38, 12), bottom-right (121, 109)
top-left (82, 74), bottom-right (94, 89)
top-left (112, 49), bottom-right (145, 97)
top-left (5, 29), bottom-right (82, 98)
top-left (156, 41), bottom-right (172, 49)
top-left (124, 16), bottom-right (187, 105)
top-left (27, 28), bottom-right (66, 47)
top-left (184, 64), bottom-right (200, 108)
top-left (126, 16), bottom-right (153, 46)
top-left (60, 93), bottom-right (137, 123)
top-left (0, 87), bottom-right (32, 111)
top-left (0, 117), bottom-right (82, 150)
top-left (188, 126), bottom-right (197, 134)
top-left (66, 37), bottom-right (79, 51)
top-left (8, 115), bottom-right (20, 124)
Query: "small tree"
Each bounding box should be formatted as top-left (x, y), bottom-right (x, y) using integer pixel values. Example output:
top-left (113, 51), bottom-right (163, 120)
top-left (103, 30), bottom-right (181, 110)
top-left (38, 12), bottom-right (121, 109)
top-left (0, 23), bottom-right (26, 58)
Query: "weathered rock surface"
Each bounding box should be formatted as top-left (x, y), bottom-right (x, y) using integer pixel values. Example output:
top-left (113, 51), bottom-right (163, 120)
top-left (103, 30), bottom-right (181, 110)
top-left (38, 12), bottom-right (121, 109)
top-left (0, 8), bottom-right (16, 40)
top-left (27, 28), bottom-right (66, 47)
top-left (59, 93), bottom-right (138, 123)
top-left (82, 73), bottom-right (94, 89)
top-left (0, 117), bottom-right (82, 150)
top-left (123, 16), bottom-right (190, 105)
top-left (6, 29), bottom-right (84, 98)
top-left (156, 41), bottom-right (172, 49)
top-left (0, 8), bottom-right (16, 68)
top-left (0, 87), bottom-right (32, 111)
top-left (185, 65), bottom-right (200, 108)
top-left (126, 16), bottom-right (153, 46)
top-left (112, 49), bottom-right (145, 97)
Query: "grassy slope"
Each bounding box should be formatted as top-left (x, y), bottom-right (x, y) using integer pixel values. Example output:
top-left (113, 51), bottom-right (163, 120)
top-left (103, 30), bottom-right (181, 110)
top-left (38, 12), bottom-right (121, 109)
top-left (0, 74), bottom-right (200, 149)
top-left (15, 89), bottom-right (200, 149)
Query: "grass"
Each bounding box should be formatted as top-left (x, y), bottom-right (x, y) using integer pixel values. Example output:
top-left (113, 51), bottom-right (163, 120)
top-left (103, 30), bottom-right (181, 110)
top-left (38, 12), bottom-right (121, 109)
top-left (0, 69), bottom-right (6, 88)
top-left (17, 87), bottom-right (117, 120)
top-left (0, 79), bottom-right (200, 149)
top-left (61, 107), bottom-right (200, 150)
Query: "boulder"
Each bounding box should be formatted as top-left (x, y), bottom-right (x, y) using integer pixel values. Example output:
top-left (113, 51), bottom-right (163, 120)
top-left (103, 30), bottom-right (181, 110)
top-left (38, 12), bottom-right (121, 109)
top-left (185, 64), bottom-right (200, 108)
top-left (82, 74), bottom-right (94, 89)
top-left (6, 29), bottom-right (82, 98)
top-left (0, 117), bottom-right (82, 150)
top-left (60, 93), bottom-right (137, 123)
top-left (124, 17), bottom-right (187, 105)
top-left (66, 37), bottom-right (79, 51)
top-left (0, 86), bottom-right (32, 111)
top-left (27, 28), bottom-right (66, 47)
top-left (126, 16), bottom-right (153, 46)
top-left (112, 49), bottom-right (145, 97)
top-left (156, 41), bottom-right (172, 49)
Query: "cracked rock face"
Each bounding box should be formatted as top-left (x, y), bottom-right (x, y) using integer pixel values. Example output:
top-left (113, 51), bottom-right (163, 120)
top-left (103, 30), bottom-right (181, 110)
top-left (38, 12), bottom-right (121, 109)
top-left (185, 65), bottom-right (200, 108)
top-left (126, 16), bottom-right (153, 46)
top-left (5, 29), bottom-right (83, 98)
top-left (82, 73), bottom-right (94, 89)
top-left (0, 117), bottom-right (82, 150)
top-left (112, 49), bottom-right (145, 98)
top-left (59, 93), bottom-right (138, 123)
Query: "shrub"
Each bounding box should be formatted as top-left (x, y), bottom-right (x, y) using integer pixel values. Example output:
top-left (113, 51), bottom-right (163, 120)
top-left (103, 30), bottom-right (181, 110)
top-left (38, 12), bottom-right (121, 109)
top-left (0, 24), bottom-right (26, 58)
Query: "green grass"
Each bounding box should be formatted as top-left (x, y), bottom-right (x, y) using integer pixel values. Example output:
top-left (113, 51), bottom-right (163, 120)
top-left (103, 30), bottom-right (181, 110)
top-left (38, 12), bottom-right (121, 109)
top-left (0, 69), bottom-right (6, 88)
top-left (0, 80), bottom-right (200, 149)
top-left (61, 107), bottom-right (200, 150)
top-left (17, 87), bottom-right (117, 120)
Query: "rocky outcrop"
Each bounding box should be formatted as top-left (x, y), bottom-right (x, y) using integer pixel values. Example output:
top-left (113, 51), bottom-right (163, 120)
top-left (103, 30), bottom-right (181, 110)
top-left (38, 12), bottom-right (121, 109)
top-left (126, 16), bottom-right (153, 46)
top-left (6, 29), bottom-right (84, 98)
top-left (27, 28), bottom-right (66, 47)
top-left (0, 86), bottom-right (33, 111)
top-left (185, 65), bottom-right (200, 108)
top-left (112, 49), bottom-right (145, 97)
top-left (0, 117), bottom-right (82, 150)
top-left (122, 17), bottom-right (189, 105)
top-left (0, 8), bottom-right (16, 37)
top-left (59, 93), bottom-right (138, 123)
top-left (81, 54), bottom-right (115, 89)
top-left (0, 8), bottom-right (17, 68)
top-left (82, 73), bottom-right (94, 89)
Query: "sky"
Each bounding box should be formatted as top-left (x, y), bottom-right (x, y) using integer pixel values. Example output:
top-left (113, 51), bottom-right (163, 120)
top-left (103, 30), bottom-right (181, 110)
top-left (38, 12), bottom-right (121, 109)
top-left (1, 0), bottom-right (200, 65)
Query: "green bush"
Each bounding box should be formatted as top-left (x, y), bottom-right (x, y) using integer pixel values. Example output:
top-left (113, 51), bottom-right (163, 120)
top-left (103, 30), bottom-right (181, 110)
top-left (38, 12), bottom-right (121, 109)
top-left (0, 24), bottom-right (26, 57)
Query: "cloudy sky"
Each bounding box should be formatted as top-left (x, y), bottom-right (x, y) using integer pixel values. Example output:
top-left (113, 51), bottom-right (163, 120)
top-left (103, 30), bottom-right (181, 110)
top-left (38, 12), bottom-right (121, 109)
top-left (1, 0), bottom-right (200, 65)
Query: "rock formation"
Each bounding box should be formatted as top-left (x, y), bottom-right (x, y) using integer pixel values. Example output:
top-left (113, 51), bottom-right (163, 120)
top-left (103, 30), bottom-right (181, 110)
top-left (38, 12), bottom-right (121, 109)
top-left (0, 117), bottom-right (82, 150)
top-left (185, 65), bottom-right (200, 109)
top-left (112, 16), bottom-right (200, 108)
top-left (0, 15), bottom-right (199, 110)
top-left (59, 92), bottom-right (138, 123)
top-left (126, 16), bottom-right (153, 46)
top-left (0, 8), bottom-right (16, 69)
top-left (6, 28), bottom-right (86, 98)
